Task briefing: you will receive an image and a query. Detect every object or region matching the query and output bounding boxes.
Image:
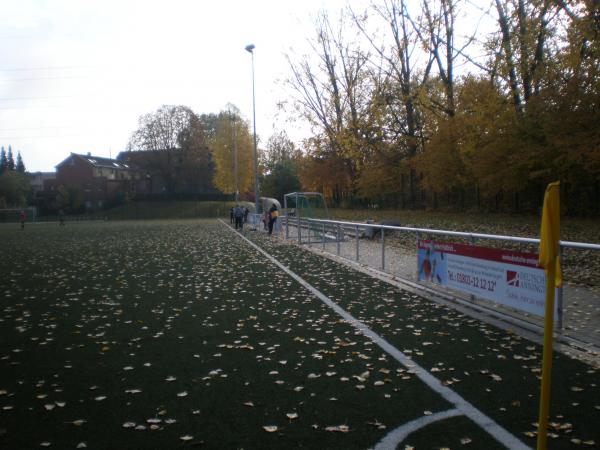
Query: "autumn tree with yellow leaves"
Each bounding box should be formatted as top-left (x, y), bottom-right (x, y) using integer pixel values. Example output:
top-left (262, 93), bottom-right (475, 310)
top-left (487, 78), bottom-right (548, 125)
top-left (203, 107), bottom-right (255, 198)
top-left (286, 0), bottom-right (600, 214)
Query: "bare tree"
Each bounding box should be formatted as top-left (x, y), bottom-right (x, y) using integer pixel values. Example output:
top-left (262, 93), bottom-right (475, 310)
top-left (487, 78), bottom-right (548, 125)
top-left (491, 0), bottom-right (556, 114)
top-left (126, 105), bottom-right (210, 194)
top-left (286, 11), bottom-right (371, 202)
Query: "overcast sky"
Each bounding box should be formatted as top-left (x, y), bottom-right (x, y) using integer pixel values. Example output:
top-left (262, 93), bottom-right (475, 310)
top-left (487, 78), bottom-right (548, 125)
top-left (0, 0), bottom-right (370, 172)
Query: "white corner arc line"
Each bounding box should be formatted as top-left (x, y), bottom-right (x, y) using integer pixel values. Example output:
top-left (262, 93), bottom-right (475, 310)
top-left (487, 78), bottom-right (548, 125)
top-left (374, 408), bottom-right (462, 450)
top-left (223, 222), bottom-right (532, 450)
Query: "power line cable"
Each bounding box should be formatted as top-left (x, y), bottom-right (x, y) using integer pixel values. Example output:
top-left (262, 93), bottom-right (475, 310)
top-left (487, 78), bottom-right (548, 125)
top-left (0, 65), bottom-right (94, 72)
top-left (0, 75), bottom-right (88, 83)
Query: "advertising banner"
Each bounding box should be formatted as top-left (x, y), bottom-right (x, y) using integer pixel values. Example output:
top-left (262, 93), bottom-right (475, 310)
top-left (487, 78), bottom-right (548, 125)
top-left (417, 240), bottom-right (554, 318)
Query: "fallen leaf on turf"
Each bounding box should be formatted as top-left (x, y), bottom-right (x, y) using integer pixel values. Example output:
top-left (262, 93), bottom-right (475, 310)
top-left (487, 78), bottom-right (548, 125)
top-left (68, 420), bottom-right (86, 426)
top-left (177, 391), bottom-right (188, 397)
top-left (165, 376), bottom-right (176, 382)
top-left (44, 404), bottom-right (55, 411)
top-left (325, 425), bottom-right (350, 432)
top-left (244, 401), bottom-right (254, 407)
top-left (263, 426), bottom-right (278, 432)
top-left (94, 396), bottom-right (106, 401)
top-left (122, 422), bottom-right (136, 428)
top-left (180, 435), bottom-right (194, 441)
top-left (460, 437), bottom-right (472, 444)
top-left (286, 413), bottom-right (298, 420)
top-left (366, 420), bottom-right (386, 430)
top-left (76, 443), bottom-right (87, 448)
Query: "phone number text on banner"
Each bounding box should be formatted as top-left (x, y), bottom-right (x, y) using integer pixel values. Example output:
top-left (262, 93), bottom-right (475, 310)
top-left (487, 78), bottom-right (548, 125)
top-left (417, 239), bottom-right (554, 318)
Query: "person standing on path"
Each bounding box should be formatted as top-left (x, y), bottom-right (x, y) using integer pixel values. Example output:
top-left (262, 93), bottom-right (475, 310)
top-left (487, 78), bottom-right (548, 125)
top-left (230, 207), bottom-right (234, 224)
top-left (19, 210), bottom-right (26, 230)
top-left (59, 209), bottom-right (65, 226)
top-left (268, 204), bottom-right (278, 235)
top-left (234, 205), bottom-right (244, 231)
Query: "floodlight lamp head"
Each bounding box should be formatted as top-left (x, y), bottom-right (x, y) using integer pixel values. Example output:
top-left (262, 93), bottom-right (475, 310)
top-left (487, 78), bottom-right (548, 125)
top-left (245, 44), bottom-right (255, 53)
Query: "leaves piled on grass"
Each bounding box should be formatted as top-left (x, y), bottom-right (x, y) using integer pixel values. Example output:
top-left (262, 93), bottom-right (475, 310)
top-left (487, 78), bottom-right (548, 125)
top-left (253, 229), bottom-right (600, 450)
top-left (0, 220), bottom-right (450, 449)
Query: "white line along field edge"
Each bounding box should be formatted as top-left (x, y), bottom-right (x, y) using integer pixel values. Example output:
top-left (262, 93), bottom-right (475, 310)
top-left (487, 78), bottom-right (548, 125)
top-left (224, 221), bottom-right (531, 450)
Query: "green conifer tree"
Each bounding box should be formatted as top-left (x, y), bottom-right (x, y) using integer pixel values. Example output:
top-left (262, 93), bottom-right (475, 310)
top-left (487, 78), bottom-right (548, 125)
top-left (0, 147), bottom-right (6, 174)
top-left (7, 146), bottom-right (15, 171)
top-left (16, 151), bottom-right (25, 173)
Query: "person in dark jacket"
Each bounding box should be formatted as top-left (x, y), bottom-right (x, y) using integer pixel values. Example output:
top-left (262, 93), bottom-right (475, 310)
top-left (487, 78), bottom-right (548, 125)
top-left (234, 205), bottom-right (244, 230)
top-left (268, 204), bottom-right (278, 235)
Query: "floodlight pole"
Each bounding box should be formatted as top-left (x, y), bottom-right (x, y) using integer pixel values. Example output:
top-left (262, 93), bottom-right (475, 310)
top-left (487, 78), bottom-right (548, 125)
top-left (245, 43), bottom-right (260, 216)
top-left (230, 111), bottom-right (239, 202)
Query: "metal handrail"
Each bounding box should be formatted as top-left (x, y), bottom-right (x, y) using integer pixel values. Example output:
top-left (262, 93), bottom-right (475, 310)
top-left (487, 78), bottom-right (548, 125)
top-left (282, 215), bottom-right (600, 333)
top-left (283, 216), bottom-right (600, 251)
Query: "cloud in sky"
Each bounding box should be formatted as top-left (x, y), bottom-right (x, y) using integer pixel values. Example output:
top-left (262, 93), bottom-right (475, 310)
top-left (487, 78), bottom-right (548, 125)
top-left (0, 0), bottom-right (363, 171)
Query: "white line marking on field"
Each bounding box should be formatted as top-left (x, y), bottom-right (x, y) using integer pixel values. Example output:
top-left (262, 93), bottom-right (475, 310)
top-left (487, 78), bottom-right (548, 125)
top-left (224, 222), bottom-right (531, 450)
top-left (374, 408), bottom-right (461, 450)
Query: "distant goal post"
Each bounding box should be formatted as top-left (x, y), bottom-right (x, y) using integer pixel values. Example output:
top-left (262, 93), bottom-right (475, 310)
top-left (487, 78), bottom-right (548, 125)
top-left (283, 192), bottom-right (329, 219)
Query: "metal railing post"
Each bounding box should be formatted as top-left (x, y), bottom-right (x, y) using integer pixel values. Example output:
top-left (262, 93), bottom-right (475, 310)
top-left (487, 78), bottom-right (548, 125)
top-left (336, 223), bottom-right (341, 255)
top-left (557, 246), bottom-right (564, 330)
top-left (381, 227), bottom-right (385, 271)
top-left (284, 196), bottom-right (289, 239)
top-left (322, 223), bottom-right (326, 249)
top-left (416, 231), bottom-right (420, 279)
top-left (355, 225), bottom-right (359, 261)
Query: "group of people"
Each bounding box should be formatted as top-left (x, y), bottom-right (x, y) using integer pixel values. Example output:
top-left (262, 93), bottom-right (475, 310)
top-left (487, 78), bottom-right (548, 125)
top-left (229, 203), bottom-right (279, 235)
top-left (230, 205), bottom-right (249, 230)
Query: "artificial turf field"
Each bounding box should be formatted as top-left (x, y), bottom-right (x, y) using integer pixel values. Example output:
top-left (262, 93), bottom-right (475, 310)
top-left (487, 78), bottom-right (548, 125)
top-left (0, 220), bottom-right (598, 449)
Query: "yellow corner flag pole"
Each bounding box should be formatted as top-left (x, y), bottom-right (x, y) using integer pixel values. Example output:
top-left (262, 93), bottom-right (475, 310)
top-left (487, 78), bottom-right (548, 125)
top-left (536, 181), bottom-right (561, 450)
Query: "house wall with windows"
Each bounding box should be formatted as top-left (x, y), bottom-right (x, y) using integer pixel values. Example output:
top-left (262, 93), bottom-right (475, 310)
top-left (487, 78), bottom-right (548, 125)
top-left (53, 152), bottom-right (149, 209)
